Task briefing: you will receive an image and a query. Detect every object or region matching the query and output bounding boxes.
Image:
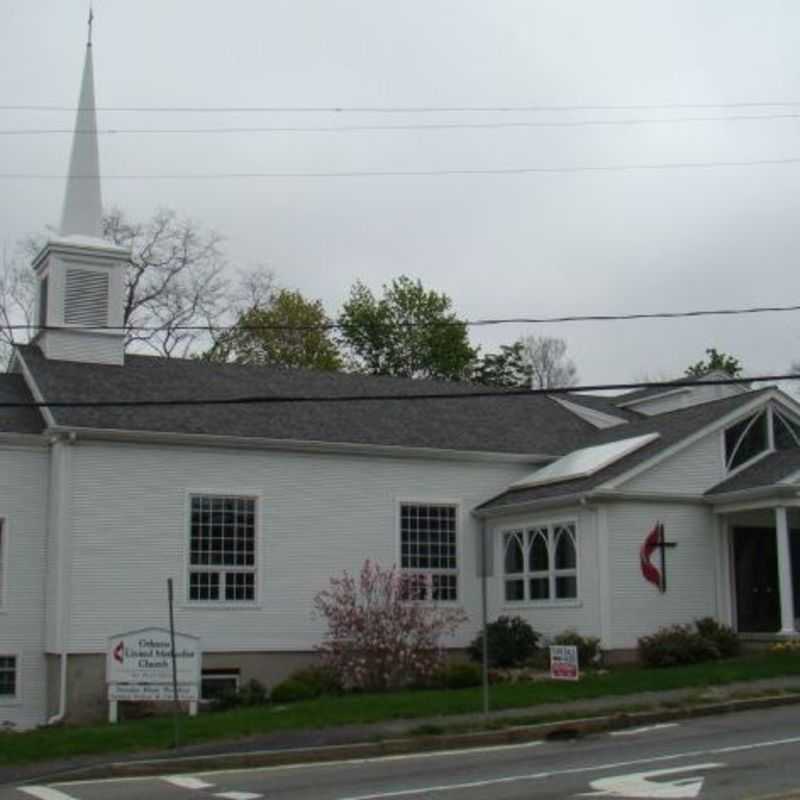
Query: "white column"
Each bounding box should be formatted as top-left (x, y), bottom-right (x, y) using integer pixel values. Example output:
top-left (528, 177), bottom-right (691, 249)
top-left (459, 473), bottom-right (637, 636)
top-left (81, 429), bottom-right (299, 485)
top-left (775, 506), bottom-right (796, 635)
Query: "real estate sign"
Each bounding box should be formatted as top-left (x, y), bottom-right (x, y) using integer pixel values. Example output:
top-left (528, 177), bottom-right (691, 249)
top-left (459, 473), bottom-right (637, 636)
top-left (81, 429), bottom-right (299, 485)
top-left (550, 645), bottom-right (579, 681)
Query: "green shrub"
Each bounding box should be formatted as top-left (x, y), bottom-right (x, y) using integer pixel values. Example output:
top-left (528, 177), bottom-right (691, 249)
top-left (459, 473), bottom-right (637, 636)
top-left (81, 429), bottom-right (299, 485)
top-left (638, 624), bottom-right (720, 667)
top-left (695, 617), bottom-right (741, 658)
top-left (270, 678), bottom-right (319, 703)
top-left (433, 662), bottom-right (482, 689)
top-left (551, 630), bottom-right (602, 668)
top-left (288, 665), bottom-right (343, 696)
top-left (212, 678), bottom-right (268, 711)
top-left (467, 616), bottom-right (540, 668)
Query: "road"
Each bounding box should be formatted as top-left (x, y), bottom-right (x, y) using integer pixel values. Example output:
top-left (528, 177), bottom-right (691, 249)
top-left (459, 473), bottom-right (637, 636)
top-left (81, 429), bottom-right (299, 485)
top-left (6, 705), bottom-right (800, 800)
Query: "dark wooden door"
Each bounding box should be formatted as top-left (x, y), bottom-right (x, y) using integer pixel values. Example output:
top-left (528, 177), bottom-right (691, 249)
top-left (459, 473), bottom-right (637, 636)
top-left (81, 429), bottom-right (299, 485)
top-left (734, 527), bottom-right (780, 633)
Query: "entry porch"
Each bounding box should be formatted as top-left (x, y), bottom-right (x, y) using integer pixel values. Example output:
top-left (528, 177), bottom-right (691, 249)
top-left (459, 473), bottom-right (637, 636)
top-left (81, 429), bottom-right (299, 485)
top-left (717, 505), bottom-right (800, 636)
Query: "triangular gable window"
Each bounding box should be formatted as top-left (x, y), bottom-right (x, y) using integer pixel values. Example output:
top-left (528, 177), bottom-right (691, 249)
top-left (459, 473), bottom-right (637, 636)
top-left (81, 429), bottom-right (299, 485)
top-left (724, 410), bottom-right (768, 471)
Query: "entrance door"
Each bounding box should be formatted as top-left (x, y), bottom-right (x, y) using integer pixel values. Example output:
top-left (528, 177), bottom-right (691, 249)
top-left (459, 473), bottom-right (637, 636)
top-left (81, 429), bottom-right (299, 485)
top-left (733, 527), bottom-right (780, 633)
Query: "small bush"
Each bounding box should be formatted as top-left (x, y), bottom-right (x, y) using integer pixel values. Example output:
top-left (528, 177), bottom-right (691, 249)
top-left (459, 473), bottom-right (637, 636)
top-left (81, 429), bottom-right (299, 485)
top-left (695, 617), bottom-right (741, 658)
top-left (551, 630), bottom-right (602, 668)
top-left (467, 616), bottom-right (540, 668)
top-left (212, 678), bottom-right (268, 711)
top-left (432, 662), bottom-right (483, 689)
top-left (288, 665), bottom-right (343, 696)
top-left (639, 624), bottom-right (719, 667)
top-left (270, 678), bottom-right (319, 703)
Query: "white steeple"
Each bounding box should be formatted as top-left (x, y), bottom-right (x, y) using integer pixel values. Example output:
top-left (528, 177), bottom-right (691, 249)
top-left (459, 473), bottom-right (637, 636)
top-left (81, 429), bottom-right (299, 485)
top-left (31, 13), bottom-right (129, 366)
top-left (60, 13), bottom-right (103, 238)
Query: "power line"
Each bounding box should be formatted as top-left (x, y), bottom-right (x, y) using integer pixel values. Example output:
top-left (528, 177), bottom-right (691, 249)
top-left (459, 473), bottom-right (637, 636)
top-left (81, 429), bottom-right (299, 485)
top-left (3, 156), bottom-right (800, 180)
top-left (0, 374), bottom-right (792, 409)
top-left (6, 111), bottom-right (800, 135)
top-left (5, 301), bottom-right (800, 333)
top-left (6, 101), bottom-right (800, 113)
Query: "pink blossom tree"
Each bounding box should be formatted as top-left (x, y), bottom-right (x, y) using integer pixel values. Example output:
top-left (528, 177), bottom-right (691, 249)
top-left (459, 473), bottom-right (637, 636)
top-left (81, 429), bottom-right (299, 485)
top-left (313, 561), bottom-right (467, 691)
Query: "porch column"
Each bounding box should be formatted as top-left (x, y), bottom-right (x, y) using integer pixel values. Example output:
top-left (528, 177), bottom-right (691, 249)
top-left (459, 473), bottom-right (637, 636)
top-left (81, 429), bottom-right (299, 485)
top-left (775, 506), bottom-right (796, 635)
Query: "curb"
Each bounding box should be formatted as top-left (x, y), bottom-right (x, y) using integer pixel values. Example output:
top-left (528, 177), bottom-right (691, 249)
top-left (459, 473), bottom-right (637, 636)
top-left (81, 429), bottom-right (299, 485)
top-left (35, 690), bottom-right (800, 783)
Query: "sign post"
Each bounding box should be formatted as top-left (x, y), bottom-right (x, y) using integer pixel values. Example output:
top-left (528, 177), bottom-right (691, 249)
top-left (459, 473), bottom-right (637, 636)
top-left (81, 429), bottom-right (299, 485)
top-left (107, 627), bottom-right (201, 724)
top-left (549, 645), bottom-right (579, 681)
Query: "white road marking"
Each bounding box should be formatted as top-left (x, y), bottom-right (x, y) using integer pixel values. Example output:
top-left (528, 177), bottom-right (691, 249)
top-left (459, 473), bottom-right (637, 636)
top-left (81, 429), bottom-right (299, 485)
top-left (18, 789), bottom-right (80, 800)
top-left (336, 735), bottom-right (800, 800)
top-left (581, 762), bottom-right (723, 798)
top-left (162, 776), bottom-right (215, 789)
top-left (51, 739), bottom-right (545, 787)
top-left (214, 793), bottom-right (263, 800)
top-left (611, 724), bottom-right (680, 737)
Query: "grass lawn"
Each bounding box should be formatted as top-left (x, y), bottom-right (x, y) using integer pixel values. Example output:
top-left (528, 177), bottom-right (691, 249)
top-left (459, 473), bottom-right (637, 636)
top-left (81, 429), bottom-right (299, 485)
top-left (2, 651), bottom-right (800, 767)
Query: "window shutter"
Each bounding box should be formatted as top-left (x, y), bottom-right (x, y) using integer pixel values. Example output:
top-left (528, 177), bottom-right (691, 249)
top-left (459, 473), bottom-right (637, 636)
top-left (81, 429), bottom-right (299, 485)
top-left (64, 268), bottom-right (109, 327)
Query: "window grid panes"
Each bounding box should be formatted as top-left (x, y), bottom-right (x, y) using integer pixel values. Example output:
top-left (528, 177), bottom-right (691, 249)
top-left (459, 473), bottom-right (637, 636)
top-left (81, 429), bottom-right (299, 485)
top-left (503, 522), bottom-right (578, 603)
top-left (774, 409), bottom-right (800, 450)
top-left (725, 411), bottom-right (768, 471)
top-left (189, 496), bottom-right (256, 603)
top-left (400, 503), bottom-right (458, 601)
top-left (0, 656), bottom-right (16, 697)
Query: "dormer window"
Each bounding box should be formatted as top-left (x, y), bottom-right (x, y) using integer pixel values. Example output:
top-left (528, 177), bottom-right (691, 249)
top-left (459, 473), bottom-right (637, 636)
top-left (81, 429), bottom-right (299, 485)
top-left (724, 411), bottom-right (768, 471)
top-left (724, 406), bottom-right (800, 473)
top-left (774, 409), bottom-right (800, 449)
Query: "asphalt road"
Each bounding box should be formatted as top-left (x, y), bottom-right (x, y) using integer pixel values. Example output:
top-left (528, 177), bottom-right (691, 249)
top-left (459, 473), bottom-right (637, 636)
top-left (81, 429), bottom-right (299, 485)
top-left (7, 705), bottom-right (800, 800)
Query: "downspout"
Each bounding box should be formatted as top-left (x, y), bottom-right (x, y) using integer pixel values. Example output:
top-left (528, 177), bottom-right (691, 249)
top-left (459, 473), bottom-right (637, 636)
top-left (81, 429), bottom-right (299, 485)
top-left (480, 519), bottom-right (489, 716)
top-left (47, 434), bottom-right (75, 725)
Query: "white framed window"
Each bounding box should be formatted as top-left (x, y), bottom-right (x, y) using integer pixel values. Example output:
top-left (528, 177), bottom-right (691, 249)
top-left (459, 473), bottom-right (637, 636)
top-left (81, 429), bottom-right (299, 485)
top-left (502, 521), bottom-right (578, 604)
top-left (0, 655), bottom-right (17, 700)
top-left (201, 669), bottom-right (240, 701)
top-left (188, 495), bottom-right (257, 603)
top-left (399, 502), bottom-right (459, 602)
top-left (723, 405), bottom-right (800, 474)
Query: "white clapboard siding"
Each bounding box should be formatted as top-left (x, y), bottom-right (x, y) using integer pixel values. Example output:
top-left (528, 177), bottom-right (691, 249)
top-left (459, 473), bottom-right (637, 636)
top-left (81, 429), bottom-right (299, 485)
top-left (486, 506), bottom-right (601, 641)
top-left (65, 441), bottom-right (530, 653)
top-left (606, 502), bottom-right (718, 649)
top-left (0, 445), bottom-right (49, 729)
top-left (38, 329), bottom-right (124, 366)
top-left (618, 430), bottom-right (726, 494)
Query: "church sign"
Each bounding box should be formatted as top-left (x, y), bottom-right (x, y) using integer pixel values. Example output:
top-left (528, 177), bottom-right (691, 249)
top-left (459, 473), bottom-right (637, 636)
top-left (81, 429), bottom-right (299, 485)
top-left (106, 627), bottom-right (201, 721)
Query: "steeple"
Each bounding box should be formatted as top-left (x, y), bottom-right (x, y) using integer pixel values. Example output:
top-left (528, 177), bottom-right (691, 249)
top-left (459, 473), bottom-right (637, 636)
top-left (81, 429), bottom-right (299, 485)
top-left (30, 14), bottom-right (129, 366)
top-left (60, 15), bottom-right (103, 238)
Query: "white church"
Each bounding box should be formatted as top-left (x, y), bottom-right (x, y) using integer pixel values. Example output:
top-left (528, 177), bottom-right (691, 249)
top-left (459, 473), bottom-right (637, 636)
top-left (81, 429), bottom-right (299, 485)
top-left (3, 34), bottom-right (800, 730)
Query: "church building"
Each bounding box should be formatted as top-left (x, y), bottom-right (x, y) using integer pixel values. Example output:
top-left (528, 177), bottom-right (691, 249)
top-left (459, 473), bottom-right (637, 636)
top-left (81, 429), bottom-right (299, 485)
top-left (2, 33), bottom-right (800, 729)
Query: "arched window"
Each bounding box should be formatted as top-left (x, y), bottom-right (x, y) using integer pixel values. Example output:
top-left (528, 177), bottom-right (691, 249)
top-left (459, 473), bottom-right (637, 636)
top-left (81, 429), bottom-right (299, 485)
top-left (501, 521), bottom-right (578, 603)
top-left (724, 411), bottom-right (768, 471)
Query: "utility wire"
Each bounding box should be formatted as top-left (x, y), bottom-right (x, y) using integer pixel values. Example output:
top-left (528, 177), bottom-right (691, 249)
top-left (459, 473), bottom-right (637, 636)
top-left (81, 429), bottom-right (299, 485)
top-left (6, 101), bottom-right (800, 113)
top-left (0, 374), bottom-right (792, 409)
top-left (6, 112), bottom-right (800, 135)
top-left (4, 301), bottom-right (800, 333)
top-left (3, 156), bottom-right (800, 180)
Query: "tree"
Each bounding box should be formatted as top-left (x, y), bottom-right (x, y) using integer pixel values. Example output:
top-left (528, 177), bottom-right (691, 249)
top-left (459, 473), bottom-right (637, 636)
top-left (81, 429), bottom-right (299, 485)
top-left (0, 208), bottom-right (272, 364)
top-left (313, 560), bottom-right (467, 691)
top-left (204, 288), bottom-right (343, 371)
top-left (338, 276), bottom-right (477, 381)
top-left (472, 335), bottom-right (578, 388)
top-left (685, 348), bottom-right (742, 378)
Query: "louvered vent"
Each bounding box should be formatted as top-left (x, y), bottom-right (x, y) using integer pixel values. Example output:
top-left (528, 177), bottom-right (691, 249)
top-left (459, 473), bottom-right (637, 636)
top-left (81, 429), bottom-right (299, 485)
top-left (64, 268), bottom-right (109, 327)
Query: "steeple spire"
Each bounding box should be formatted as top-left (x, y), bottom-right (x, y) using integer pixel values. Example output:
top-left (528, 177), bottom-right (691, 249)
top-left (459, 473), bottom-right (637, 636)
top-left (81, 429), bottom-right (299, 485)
top-left (60, 12), bottom-right (103, 238)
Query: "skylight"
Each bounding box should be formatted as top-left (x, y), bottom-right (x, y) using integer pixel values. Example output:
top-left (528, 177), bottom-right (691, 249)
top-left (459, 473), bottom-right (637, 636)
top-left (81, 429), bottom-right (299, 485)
top-left (510, 433), bottom-right (661, 490)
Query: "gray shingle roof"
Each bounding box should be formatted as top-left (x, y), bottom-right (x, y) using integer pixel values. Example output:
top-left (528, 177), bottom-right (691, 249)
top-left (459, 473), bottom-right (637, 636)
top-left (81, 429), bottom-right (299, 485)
top-left (555, 393), bottom-right (642, 422)
top-left (16, 345), bottom-right (597, 455)
top-left (0, 374), bottom-right (45, 434)
top-left (705, 449), bottom-right (800, 496)
top-left (477, 388), bottom-right (772, 511)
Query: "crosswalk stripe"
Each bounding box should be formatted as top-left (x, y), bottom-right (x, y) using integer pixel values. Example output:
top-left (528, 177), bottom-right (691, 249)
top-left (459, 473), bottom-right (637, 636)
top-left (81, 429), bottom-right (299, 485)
top-left (214, 793), bottom-right (263, 799)
top-left (162, 776), bottom-right (215, 789)
top-left (19, 788), bottom-right (80, 800)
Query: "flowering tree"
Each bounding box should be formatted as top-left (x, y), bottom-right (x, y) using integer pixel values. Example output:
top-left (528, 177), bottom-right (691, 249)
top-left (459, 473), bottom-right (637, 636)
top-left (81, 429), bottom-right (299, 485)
top-left (313, 561), bottom-right (467, 691)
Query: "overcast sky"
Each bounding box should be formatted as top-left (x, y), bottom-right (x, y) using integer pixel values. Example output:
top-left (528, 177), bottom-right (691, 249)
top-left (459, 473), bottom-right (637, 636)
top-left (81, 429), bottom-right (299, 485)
top-left (2, 1), bottom-right (799, 385)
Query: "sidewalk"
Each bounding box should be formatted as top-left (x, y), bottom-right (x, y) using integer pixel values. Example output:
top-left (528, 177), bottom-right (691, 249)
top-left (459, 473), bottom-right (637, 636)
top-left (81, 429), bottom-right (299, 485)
top-left (4, 675), bottom-right (800, 787)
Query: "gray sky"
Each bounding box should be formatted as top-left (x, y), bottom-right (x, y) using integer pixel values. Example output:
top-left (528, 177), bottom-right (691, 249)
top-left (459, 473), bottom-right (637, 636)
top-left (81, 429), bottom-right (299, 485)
top-left (2, 0), bottom-right (800, 384)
